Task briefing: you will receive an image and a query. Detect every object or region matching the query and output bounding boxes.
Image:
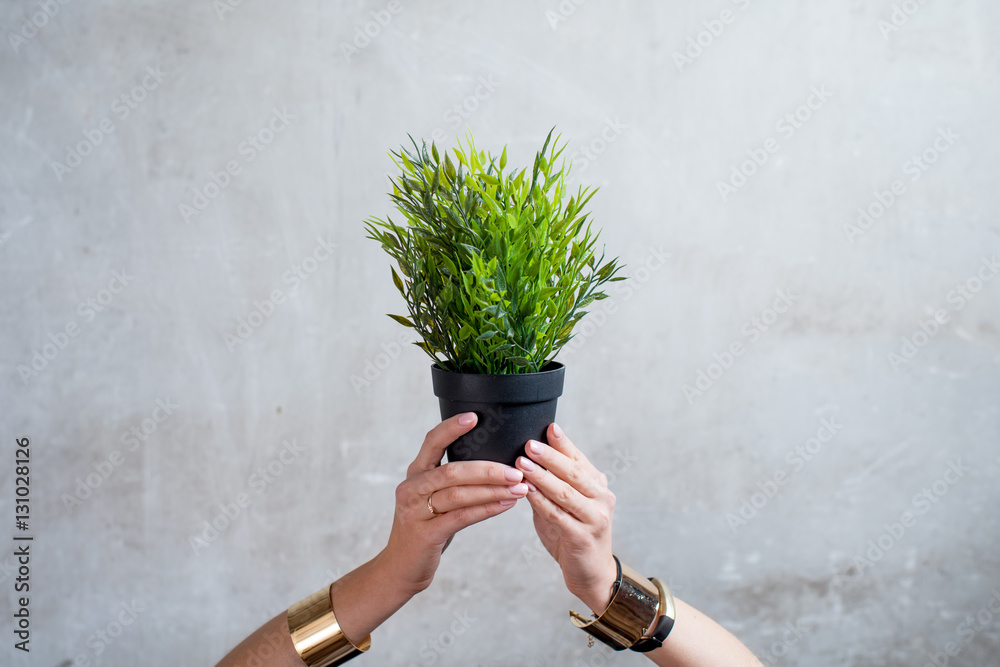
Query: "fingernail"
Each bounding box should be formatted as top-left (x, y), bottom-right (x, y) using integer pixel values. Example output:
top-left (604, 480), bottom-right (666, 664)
top-left (518, 456), bottom-right (536, 472)
top-left (459, 413), bottom-right (476, 426)
top-left (504, 467), bottom-right (523, 482)
top-left (509, 483), bottom-right (529, 496)
top-left (526, 482), bottom-right (538, 493)
top-left (552, 423), bottom-right (563, 438)
top-left (499, 499), bottom-right (516, 507)
top-left (528, 440), bottom-right (544, 455)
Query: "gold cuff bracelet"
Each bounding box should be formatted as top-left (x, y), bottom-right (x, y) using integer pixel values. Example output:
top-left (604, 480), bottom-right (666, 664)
top-left (287, 585), bottom-right (370, 666)
top-left (570, 557), bottom-right (675, 652)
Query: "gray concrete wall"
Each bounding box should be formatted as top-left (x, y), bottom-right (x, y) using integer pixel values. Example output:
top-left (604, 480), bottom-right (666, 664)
top-left (2, 1), bottom-right (998, 665)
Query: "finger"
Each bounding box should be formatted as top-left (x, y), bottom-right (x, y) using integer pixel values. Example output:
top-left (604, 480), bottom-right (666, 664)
top-left (546, 423), bottom-right (604, 482)
top-left (516, 454), bottom-right (598, 523)
top-left (430, 482), bottom-right (529, 514)
top-left (524, 483), bottom-right (577, 532)
top-left (523, 439), bottom-right (605, 499)
top-left (434, 499), bottom-right (519, 535)
top-left (408, 413), bottom-right (478, 474)
top-left (413, 459), bottom-right (523, 498)
top-left (546, 423), bottom-right (586, 461)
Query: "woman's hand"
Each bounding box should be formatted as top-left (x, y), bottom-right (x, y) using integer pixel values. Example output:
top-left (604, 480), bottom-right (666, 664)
top-left (378, 412), bottom-right (529, 597)
top-left (216, 413), bottom-right (529, 665)
top-left (516, 423), bottom-right (619, 614)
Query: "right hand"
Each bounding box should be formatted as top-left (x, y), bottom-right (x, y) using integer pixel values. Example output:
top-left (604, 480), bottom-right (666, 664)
top-left (516, 423), bottom-right (619, 614)
top-left (378, 412), bottom-right (529, 596)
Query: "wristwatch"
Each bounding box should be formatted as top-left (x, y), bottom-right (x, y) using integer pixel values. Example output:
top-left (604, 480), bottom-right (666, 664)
top-left (570, 556), bottom-right (676, 652)
top-left (629, 576), bottom-right (676, 652)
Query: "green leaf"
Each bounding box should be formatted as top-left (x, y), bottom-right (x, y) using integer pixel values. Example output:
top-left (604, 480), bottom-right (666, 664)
top-left (391, 266), bottom-right (406, 296)
top-left (387, 313), bottom-right (415, 328)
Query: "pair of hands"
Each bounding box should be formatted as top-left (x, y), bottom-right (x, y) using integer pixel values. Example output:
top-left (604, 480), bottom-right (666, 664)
top-left (379, 412), bottom-right (618, 615)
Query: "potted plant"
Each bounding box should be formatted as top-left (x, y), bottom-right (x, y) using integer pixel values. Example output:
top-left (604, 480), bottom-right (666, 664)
top-left (365, 129), bottom-right (624, 465)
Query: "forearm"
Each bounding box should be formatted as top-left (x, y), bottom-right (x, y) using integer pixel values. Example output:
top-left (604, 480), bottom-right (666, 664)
top-left (643, 597), bottom-right (763, 667)
top-left (215, 551), bottom-right (411, 667)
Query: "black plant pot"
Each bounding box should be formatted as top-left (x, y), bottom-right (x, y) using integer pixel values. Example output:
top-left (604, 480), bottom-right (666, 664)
top-left (431, 362), bottom-right (566, 466)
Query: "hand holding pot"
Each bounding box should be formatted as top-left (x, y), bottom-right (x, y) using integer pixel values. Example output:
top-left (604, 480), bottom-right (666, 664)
top-left (378, 412), bottom-right (529, 597)
top-left (516, 423), bottom-right (619, 615)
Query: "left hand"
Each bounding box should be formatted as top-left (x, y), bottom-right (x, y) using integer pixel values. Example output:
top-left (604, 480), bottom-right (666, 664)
top-left (378, 412), bottom-right (528, 597)
top-left (516, 423), bottom-right (619, 614)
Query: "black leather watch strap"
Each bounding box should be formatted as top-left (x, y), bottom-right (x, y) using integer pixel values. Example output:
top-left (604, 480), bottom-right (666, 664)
top-left (630, 612), bottom-right (675, 652)
top-left (629, 577), bottom-right (676, 653)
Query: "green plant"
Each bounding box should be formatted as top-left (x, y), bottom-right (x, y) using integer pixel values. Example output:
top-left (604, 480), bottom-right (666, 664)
top-left (365, 129), bottom-right (625, 374)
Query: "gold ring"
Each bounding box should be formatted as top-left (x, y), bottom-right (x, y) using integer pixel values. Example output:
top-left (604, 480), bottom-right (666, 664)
top-left (427, 492), bottom-right (444, 516)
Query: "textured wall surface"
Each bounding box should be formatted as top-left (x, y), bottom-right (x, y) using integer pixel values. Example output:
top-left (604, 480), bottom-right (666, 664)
top-left (2, 1), bottom-right (999, 665)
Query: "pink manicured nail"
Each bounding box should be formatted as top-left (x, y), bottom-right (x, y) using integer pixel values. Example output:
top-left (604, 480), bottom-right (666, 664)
top-left (527, 440), bottom-right (544, 455)
top-left (552, 423), bottom-right (563, 438)
top-left (459, 413), bottom-right (476, 426)
top-left (509, 483), bottom-right (529, 496)
top-left (499, 499), bottom-right (516, 507)
top-left (518, 456), bottom-right (537, 472)
top-left (504, 467), bottom-right (523, 482)
top-left (526, 482), bottom-right (538, 493)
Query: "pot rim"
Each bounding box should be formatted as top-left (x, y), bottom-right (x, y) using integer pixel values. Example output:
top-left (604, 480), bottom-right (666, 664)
top-left (431, 361), bottom-right (565, 403)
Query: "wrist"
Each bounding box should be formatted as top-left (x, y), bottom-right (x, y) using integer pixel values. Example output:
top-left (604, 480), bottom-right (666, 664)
top-left (369, 548), bottom-right (422, 601)
top-left (571, 555), bottom-right (619, 615)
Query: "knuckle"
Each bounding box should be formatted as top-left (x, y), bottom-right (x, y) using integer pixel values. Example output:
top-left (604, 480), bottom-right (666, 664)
top-left (440, 462), bottom-right (460, 484)
top-left (394, 482), bottom-right (409, 504)
top-left (606, 490), bottom-right (617, 509)
top-left (598, 472), bottom-right (609, 488)
top-left (442, 486), bottom-right (463, 505)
